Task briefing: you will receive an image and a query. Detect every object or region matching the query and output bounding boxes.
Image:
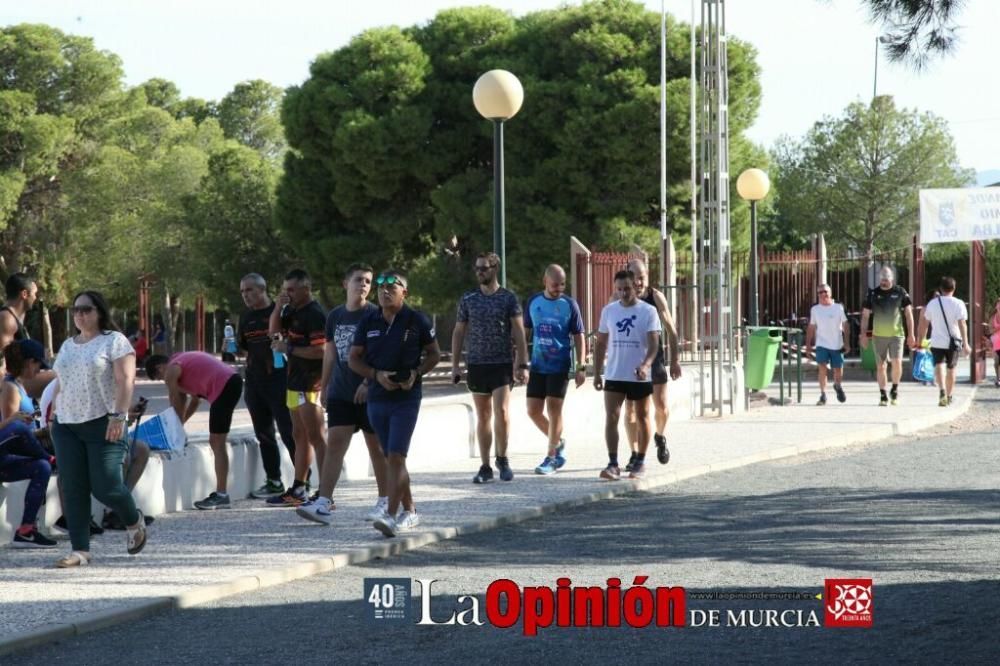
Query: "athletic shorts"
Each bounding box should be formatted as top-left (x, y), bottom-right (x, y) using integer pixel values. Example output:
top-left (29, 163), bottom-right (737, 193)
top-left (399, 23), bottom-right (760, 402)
top-left (209, 374), bottom-right (244, 434)
top-left (602, 380), bottom-right (653, 401)
top-left (367, 400), bottom-right (420, 457)
top-left (526, 372), bottom-right (569, 400)
top-left (931, 347), bottom-right (959, 369)
top-left (286, 390), bottom-right (322, 410)
top-left (326, 398), bottom-right (374, 433)
top-left (814, 346), bottom-right (845, 369)
top-left (872, 336), bottom-right (904, 362)
top-left (467, 363), bottom-right (513, 395)
top-left (650, 359), bottom-right (669, 385)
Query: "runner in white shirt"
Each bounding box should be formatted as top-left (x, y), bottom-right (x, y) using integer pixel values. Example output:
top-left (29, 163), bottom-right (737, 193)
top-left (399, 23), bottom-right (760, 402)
top-left (592, 270), bottom-right (661, 481)
top-left (916, 276), bottom-right (970, 406)
top-left (806, 283), bottom-right (850, 405)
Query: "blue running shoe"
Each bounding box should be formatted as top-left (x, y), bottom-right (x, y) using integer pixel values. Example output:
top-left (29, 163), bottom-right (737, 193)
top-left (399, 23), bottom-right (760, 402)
top-left (553, 438), bottom-right (567, 469)
top-left (534, 457), bottom-right (558, 475)
top-left (496, 456), bottom-right (514, 481)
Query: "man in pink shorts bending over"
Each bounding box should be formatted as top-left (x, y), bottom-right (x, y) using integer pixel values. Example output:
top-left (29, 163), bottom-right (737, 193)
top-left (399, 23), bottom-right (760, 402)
top-left (145, 352), bottom-right (243, 509)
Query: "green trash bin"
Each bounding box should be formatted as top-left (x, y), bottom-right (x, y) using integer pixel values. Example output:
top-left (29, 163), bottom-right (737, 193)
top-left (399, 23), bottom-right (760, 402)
top-left (745, 327), bottom-right (782, 391)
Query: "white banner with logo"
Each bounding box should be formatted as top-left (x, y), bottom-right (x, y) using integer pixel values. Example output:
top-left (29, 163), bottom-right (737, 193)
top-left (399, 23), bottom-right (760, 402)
top-left (919, 187), bottom-right (1000, 244)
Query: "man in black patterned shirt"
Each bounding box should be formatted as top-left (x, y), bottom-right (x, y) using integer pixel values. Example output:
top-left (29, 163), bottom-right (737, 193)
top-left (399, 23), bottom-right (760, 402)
top-left (451, 252), bottom-right (529, 484)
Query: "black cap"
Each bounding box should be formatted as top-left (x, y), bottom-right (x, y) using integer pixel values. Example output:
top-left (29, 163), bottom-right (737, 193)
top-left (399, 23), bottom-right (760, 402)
top-left (17, 339), bottom-right (49, 369)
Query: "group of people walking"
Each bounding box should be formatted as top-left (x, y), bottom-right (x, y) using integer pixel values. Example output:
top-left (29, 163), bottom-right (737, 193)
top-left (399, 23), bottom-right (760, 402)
top-left (217, 255), bottom-right (680, 538)
top-left (806, 267), bottom-right (978, 407)
top-left (5, 258), bottom-right (993, 565)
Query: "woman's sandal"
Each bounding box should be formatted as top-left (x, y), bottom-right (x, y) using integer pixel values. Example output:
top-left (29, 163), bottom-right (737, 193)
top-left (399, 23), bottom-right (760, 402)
top-left (55, 550), bottom-right (92, 568)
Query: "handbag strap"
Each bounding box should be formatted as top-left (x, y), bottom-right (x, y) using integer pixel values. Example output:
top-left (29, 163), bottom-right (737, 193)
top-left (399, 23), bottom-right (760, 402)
top-left (936, 296), bottom-right (952, 332)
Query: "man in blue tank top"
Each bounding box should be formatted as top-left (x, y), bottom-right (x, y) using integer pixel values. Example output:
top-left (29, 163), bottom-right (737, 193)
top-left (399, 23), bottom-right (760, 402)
top-left (523, 265), bottom-right (586, 475)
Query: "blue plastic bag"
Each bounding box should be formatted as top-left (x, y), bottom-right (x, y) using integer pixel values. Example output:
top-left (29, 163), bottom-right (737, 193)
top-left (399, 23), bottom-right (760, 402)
top-left (912, 350), bottom-right (934, 383)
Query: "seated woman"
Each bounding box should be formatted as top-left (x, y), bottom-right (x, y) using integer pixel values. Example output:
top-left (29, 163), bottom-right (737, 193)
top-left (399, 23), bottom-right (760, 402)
top-left (0, 340), bottom-right (56, 548)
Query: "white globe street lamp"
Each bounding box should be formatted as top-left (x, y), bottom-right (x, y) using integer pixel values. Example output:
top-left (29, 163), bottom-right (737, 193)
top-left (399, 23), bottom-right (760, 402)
top-left (473, 70), bottom-right (523, 287)
top-left (737, 168), bottom-right (771, 326)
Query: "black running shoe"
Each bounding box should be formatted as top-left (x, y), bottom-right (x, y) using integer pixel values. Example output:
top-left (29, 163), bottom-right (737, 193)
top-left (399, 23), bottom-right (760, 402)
top-left (654, 433), bottom-right (670, 465)
top-left (12, 527), bottom-right (57, 548)
top-left (624, 452), bottom-right (638, 473)
top-left (473, 465), bottom-right (494, 484)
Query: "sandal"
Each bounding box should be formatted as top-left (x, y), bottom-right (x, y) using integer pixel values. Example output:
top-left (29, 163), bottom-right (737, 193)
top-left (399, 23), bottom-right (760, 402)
top-left (55, 550), bottom-right (92, 568)
top-left (126, 511), bottom-right (147, 555)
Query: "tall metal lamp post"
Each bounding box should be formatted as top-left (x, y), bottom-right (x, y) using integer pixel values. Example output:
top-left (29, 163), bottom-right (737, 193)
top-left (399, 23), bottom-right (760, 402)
top-left (473, 70), bottom-right (523, 288)
top-left (736, 168), bottom-right (771, 326)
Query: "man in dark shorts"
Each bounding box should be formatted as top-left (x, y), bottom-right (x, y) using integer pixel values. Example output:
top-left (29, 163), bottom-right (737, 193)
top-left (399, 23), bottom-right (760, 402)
top-left (592, 270), bottom-right (661, 481)
top-left (268, 269), bottom-right (327, 506)
top-left (144, 352), bottom-right (243, 509)
top-left (451, 252), bottom-right (529, 484)
top-left (297, 263), bottom-right (388, 526)
top-left (349, 269), bottom-right (441, 537)
top-left (916, 276), bottom-right (971, 407)
top-left (238, 273), bottom-right (297, 500)
top-left (523, 264), bottom-right (586, 475)
top-left (622, 259), bottom-right (682, 468)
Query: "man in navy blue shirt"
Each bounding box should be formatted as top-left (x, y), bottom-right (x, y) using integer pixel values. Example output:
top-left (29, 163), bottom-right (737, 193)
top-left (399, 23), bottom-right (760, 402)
top-left (523, 265), bottom-right (586, 475)
top-left (349, 270), bottom-right (440, 538)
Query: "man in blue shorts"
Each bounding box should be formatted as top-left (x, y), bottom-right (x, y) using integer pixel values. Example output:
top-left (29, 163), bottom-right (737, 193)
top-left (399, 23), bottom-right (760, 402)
top-left (523, 265), bottom-right (586, 475)
top-left (349, 270), bottom-right (440, 537)
top-left (451, 252), bottom-right (529, 484)
top-left (806, 283), bottom-right (851, 405)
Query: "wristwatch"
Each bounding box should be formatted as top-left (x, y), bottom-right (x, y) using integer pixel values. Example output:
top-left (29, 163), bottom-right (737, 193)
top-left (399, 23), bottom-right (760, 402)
top-left (109, 412), bottom-right (127, 422)
top-left (576, 364), bottom-right (587, 373)
top-left (517, 363), bottom-right (529, 370)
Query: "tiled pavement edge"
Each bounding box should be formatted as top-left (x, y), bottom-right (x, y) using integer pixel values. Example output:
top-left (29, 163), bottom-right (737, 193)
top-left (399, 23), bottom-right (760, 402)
top-left (0, 381), bottom-right (977, 656)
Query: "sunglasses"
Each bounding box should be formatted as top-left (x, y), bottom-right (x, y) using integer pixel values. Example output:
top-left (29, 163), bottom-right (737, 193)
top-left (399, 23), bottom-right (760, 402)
top-left (72, 305), bottom-right (95, 315)
top-left (474, 264), bottom-right (498, 273)
top-left (817, 290), bottom-right (829, 295)
top-left (376, 275), bottom-right (406, 288)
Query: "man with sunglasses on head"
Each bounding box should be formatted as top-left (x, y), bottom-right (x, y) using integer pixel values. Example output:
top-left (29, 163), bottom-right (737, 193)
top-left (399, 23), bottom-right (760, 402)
top-left (860, 267), bottom-right (915, 406)
top-left (451, 252), bottom-right (529, 484)
top-left (806, 283), bottom-right (851, 406)
top-left (297, 263), bottom-right (389, 526)
top-left (268, 269), bottom-right (327, 506)
top-left (349, 270), bottom-right (440, 537)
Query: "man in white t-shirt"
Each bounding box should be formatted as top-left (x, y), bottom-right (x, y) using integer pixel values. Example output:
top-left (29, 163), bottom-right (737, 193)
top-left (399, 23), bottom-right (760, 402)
top-left (593, 269), bottom-right (661, 481)
top-left (806, 283), bottom-right (851, 406)
top-left (916, 276), bottom-right (970, 407)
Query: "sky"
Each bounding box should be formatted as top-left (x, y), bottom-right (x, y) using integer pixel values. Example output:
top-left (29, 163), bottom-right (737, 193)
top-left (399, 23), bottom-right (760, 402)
top-left (6, 0), bottom-right (999, 176)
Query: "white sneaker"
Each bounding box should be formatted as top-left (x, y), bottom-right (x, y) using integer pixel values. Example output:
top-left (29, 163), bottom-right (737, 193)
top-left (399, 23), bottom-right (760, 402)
top-left (373, 514), bottom-right (397, 538)
top-left (296, 497), bottom-right (334, 525)
top-left (366, 497), bottom-right (389, 522)
top-left (396, 511), bottom-right (420, 531)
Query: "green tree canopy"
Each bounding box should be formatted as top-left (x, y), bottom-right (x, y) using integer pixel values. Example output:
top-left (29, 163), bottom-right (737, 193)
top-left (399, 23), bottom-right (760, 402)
top-left (0, 23), bottom-right (125, 282)
top-left (217, 79), bottom-right (286, 162)
top-left (772, 95), bottom-right (973, 256)
top-left (278, 0), bottom-right (763, 309)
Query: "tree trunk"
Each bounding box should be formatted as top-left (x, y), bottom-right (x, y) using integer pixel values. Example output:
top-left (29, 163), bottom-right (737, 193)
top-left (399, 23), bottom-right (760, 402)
top-left (41, 305), bottom-right (54, 358)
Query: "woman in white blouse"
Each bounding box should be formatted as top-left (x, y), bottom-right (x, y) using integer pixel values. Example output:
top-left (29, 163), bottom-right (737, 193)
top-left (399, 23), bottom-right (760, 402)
top-left (51, 291), bottom-right (147, 567)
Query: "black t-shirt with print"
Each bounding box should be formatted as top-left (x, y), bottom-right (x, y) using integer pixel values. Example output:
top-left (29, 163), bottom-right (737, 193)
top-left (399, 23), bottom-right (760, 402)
top-left (238, 303), bottom-right (284, 383)
top-left (282, 300), bottom-right (327, 392)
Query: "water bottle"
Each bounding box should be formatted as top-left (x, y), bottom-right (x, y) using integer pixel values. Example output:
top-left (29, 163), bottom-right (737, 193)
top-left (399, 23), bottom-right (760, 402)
top-left (272, 334), bottom-right (285, 369)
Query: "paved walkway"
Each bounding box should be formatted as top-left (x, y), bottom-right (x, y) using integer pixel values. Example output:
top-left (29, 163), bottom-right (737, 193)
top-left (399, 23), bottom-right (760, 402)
top-left (0, 379), bottom-right (976, 654)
